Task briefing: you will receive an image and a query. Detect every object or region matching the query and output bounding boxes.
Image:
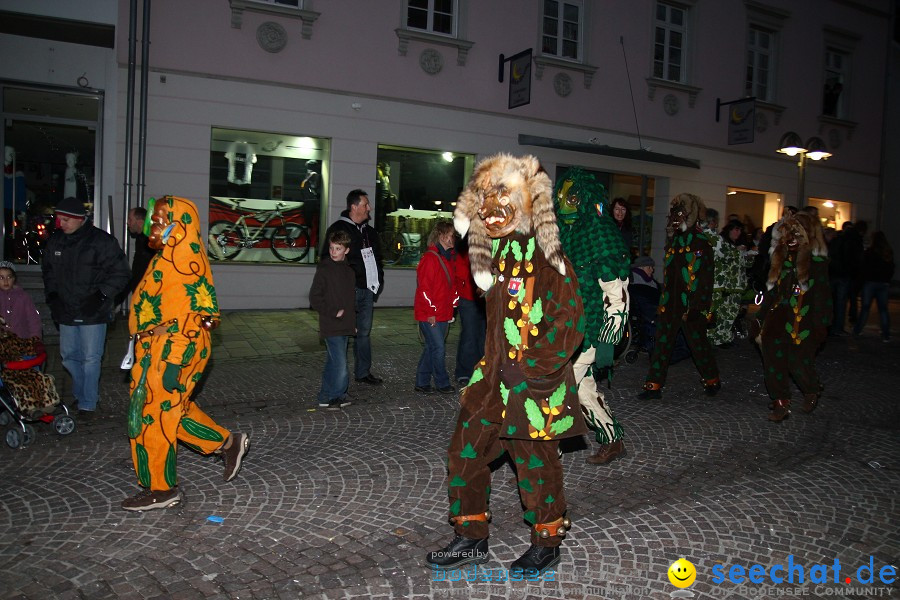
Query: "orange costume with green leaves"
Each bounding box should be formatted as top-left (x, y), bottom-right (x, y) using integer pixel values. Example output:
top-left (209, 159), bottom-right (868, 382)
top-left (128, 196), bottom-right (229, 491)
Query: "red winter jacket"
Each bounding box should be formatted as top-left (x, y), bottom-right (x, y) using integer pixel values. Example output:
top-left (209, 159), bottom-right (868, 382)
top-left (414, 246), bottom-right (459, 322)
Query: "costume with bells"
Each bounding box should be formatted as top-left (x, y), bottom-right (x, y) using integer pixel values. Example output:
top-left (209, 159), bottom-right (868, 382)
top-left (640, 194), bottom-right (720, 399)
top-left (554, 168), bottom-right (630, 464)
top-left (426, 154), bottom-right (586, 575)
top-left (123, 196), bottom-right (250, 511)
top-left (754, 212), bottom-right (831, 421)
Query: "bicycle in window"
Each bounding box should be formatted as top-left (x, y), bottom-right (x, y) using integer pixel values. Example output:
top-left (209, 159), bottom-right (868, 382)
top-left (207, 199), bottom-right (311, 262)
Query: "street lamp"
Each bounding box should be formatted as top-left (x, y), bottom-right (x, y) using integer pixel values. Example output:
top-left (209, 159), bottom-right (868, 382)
top-left (776, 131), bottom-right (833, 208)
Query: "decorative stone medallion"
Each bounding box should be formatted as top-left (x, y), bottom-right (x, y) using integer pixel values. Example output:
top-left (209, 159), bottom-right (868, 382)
top-left (663, 94), bottom-right (679, 116)
top-left (257, 21), bottom-right (287, 53)
top-left (553, 72), bottom-right (572, 97)
top-left (419, 49), bottom-right (443, 75)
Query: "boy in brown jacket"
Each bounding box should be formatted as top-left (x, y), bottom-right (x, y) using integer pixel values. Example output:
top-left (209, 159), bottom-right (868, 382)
top-left (309, 230), bottom-right (357, 410)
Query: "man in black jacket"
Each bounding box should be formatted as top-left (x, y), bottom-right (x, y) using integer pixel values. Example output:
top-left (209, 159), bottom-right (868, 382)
top-left (323, 189), bottom-right (384, 385)
top-left (42, 197), bottom-right (130, 416)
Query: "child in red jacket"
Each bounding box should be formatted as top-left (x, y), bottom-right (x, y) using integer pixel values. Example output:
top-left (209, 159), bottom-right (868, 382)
top-left (414, 221), bottom-right (459, 394)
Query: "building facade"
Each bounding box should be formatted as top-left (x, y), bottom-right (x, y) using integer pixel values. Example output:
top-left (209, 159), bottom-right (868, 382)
top-left (0, 0), bottom-right (893, 308)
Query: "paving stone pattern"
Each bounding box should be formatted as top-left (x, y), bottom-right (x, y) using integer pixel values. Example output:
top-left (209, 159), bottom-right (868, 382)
top-left (1, 307), bottom-right (898, 600)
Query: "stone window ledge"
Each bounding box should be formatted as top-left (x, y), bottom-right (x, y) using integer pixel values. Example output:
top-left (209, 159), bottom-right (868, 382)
top-left (534, 55), bottom-right (598, 89)
top-left (395, 29), bottom-right (474, 66)
top-left (229, 0), bottom-right (320, 39)
top-left (646, 77), bottom-right (702, 108)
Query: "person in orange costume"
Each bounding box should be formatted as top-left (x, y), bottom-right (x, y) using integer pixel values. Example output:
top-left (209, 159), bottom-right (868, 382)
top-left (121, 196), bottom-right (250, 511)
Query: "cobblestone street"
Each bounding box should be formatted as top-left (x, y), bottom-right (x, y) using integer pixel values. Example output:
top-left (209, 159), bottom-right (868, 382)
top-left (1, 307), bottom-right (898, 600)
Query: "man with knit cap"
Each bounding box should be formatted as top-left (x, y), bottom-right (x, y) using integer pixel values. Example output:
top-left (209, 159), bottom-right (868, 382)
top-left (42, 197), bottom-right (130, 417)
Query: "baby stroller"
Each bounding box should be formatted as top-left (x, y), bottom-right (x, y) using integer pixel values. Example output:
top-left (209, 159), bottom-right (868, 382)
top-left (621, 285), bottom-right (692, 365)
top-left (0, 342), bottom-right (75, 449)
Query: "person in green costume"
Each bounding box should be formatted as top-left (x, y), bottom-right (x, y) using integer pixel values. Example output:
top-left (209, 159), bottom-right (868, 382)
top-left (554, 168), bottom-right (631, 464)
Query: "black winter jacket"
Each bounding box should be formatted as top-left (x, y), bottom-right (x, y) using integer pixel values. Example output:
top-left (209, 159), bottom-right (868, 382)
top-left (323, 212), bottom-right (384, 292)
top-left (42, 223), bottom-right (131, 325)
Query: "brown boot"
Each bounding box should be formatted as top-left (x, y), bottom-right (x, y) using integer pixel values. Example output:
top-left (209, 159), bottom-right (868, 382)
top-left (585, 440), bottom-right (627, 465)
top-left (768, 399), bottom-right (790, 422)
top-left (801, 392), bottom-right (820, 413)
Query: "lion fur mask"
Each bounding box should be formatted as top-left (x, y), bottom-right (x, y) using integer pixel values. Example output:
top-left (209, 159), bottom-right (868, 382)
top-left (666, 192), bottom-right (706, 238)
top-left (767, 211), bottom-right (827, 291)
top-left (454, 153), bottom-right (566, 292)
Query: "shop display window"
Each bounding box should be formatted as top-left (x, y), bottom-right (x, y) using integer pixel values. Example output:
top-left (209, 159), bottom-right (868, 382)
top-left (207, 127), bottom-right (329, 264)
top-left (375, 145), bottom-right (474, 267)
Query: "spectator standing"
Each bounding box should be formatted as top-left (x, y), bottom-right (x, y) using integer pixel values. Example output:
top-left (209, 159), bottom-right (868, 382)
top-left (309, 230), bottom-right (357, 409)
top-left (453, 237), bottom-right (485, 386)
top-left (847, 220), bottom-right (868, 325)
top-left (323, 189), bottom-right (385, 385)
top-left (0, 261), bottom-right (42, 339)
top-left (42, 197), bottom-right (130, 417)
top-left (852, 231), bottom-right (894, 342)
top-left (413, 221), bottom-right (458, 394)
top-left (116, 206), bottom-right (155, 306)
top-left (610, 197), bottom-right (633, 254)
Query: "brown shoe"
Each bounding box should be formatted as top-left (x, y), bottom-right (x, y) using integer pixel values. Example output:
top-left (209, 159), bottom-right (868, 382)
top-left (585, 440), bottom-right (627, 465)
top-left (122, 487), bottom-right (182, 512)
top-left (768, 399), bottom-right (790, 422)
top-left (801, 392), bottom-right (820, 413)
top-left (221, 433), bottom-right (250, 482)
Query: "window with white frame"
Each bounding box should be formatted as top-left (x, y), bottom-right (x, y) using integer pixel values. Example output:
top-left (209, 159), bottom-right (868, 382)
top-left (406, 0), bottom-right (457, 37)
top-left (823, 47), bottom-right (849, 118)
top-left (653, 2), bottom-right (687, 82)
top-left (541, 0), bottom-right (583, 61)
top-left (745, 25), bottom-right (774, 101)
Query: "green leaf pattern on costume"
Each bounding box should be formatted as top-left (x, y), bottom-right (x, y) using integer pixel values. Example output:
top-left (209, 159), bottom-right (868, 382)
top-left (504, 317), bottom-right (521, 347)
top-left (524, 398), bottom-right (544, 430)
top-left (548, 381), bottom-right (566, 409)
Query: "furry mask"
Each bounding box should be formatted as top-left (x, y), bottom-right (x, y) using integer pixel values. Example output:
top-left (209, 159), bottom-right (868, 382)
top-left (454, 153), bottom-right (565, 291)
top-left (666, 193), bottom-right (705, 238)
top-left (767, 211), bottom-right (827, 291)
top-left (554, 167), bottom-right (608, 226)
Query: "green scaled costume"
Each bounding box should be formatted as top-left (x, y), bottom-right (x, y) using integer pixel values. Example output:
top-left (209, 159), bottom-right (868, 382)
top-left (554, 168), bottom-right (630, 447)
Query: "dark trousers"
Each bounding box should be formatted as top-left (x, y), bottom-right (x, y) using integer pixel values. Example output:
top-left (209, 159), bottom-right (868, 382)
top-left (646, 310), bottom-right (718, 386)
top-left (446, 391), bottom-right (566, 547)
top-left (760, 306), bottom-right (825, 399)
top-left (454, 298), bottom-right (486, 381)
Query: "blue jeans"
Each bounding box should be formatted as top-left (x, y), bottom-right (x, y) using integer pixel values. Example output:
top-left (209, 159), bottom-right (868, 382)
top-left (853, 281), bottom-right (890, 339)
top-left (59, 323), bottom-right (108, 411)
top-left (416, 321), bottom-right (450, 389)
top-left (455, 298), bottom-right (486, 380)
top-left (318, 335), bottom-right (349, 403)
top-left (354, 288), bottom-right (374, 379)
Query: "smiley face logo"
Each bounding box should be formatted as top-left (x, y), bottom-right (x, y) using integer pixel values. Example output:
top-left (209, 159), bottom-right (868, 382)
top-left (668, 558), bottom-right (696, 588)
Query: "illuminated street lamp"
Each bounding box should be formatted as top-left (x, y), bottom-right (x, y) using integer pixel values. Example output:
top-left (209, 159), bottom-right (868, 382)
top-left (776, 131), bottom-right (833, 208)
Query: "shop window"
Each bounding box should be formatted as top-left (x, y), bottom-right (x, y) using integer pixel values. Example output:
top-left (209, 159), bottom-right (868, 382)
top-left (207, 127), bottom-right (329, 265)
top-left (653, 2), bottom-right (688, 83)
top-left (542, 0), bottom-right (583, 61)
top-left (2, 85), bottom-right (101, 265)
top-left (375, 145), bottom-right (474, 267)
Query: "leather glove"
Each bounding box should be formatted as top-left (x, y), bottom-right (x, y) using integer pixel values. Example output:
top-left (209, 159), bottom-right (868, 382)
top-left (162, 362), bottom-right (183, 393)
top-left (499, 358), bottom-right (527, 389)
top-left (80, 290), bottom-right (108, 315)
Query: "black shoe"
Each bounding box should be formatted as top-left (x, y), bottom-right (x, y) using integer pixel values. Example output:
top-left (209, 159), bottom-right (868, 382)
top-left (414, 385), bottom-right (434, 394)
top-left (437, 385), bottom-right (456, 394)
top-left (356, 374), bottom-right (383, 385)
top-left (327, 398), bottom-right (351, 410)
top-left (425, 535), bottom-right (489, 568)
top-left (457, 377), bottom-right (470, 387)
top-left (510, 544), bottom-right (561, 576)
top-left (78, 409), bottom-right (96, 420)
top-left (704, 381), bottom-right (722, 397)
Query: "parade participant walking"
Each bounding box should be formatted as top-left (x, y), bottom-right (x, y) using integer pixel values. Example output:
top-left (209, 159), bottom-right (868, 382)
top-left (309, 230), bottom-right (357, 409)
top-left (554, 168), bottom-right (631, 465)
top-left (413, 220), bottom-right (458, 394)
top-left (426, 154), bottom-right (586, 575)
top-left (638, 193), bottom-right (720, 400)
top-left (122, 196), bottom-right (250, 511)
top-left (42, 197), bottom-right (130, 416)
top-left (753, 212), bottom-right (832, 421)
top-left (324, 190), bottom-right (385, 386)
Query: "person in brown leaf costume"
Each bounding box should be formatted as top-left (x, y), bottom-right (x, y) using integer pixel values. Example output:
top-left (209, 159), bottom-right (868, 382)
top-left (638, 193), bottom-right (721, 400)
top-left (425, 154), bottom-right (586, 576)
top-left (752, 212), bottom-right (831, 421)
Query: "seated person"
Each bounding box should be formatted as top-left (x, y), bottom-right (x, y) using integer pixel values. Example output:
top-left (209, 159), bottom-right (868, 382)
top-left (0, 261), bottom-right (42, 340)
top-left (628, 256), bottom-right (690, 364)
